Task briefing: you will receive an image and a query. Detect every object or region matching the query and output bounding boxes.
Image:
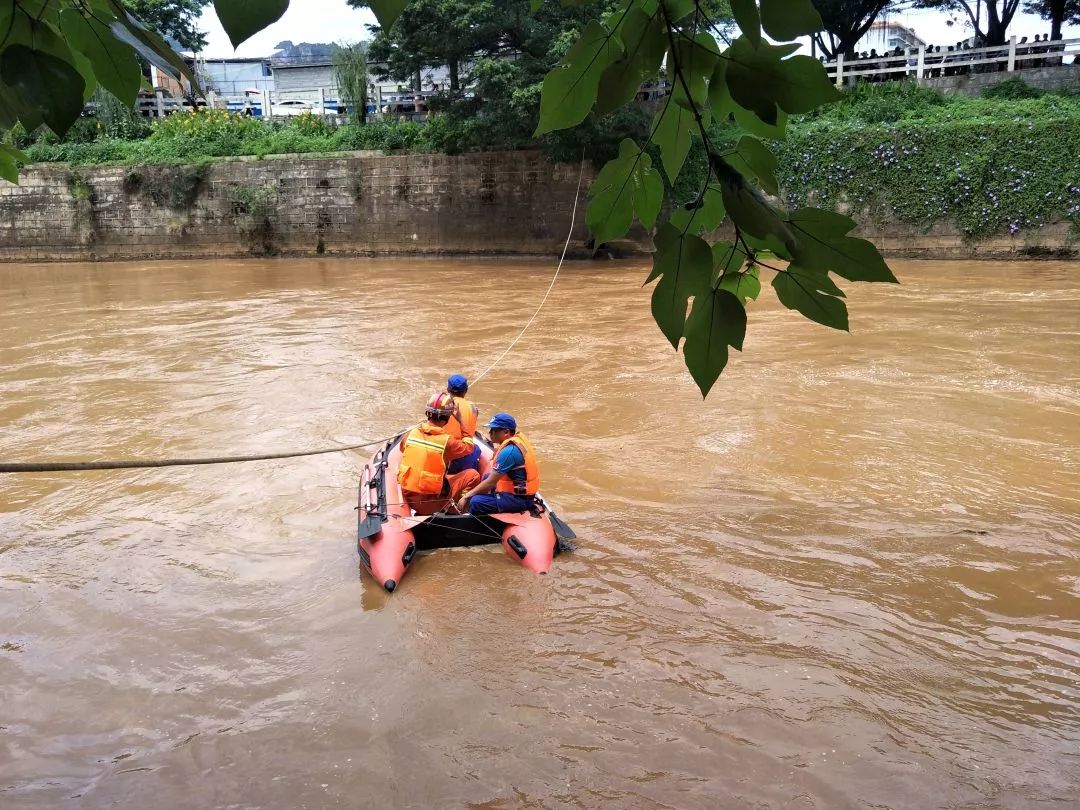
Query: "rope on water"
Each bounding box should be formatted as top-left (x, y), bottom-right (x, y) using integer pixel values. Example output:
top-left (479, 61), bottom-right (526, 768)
top-left (0, 438), bottom-right (394, 474)
top-left (469, 155), bottom-right (587, 388)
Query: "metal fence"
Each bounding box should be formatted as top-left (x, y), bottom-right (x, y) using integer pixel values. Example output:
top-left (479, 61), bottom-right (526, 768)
top-left (133, 85), bottom-right (445, 123)
top-left (825, 36), bottom-right (1080, 85)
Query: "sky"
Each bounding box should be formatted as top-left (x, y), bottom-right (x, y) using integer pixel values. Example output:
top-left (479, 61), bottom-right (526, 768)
top-left (196, 0), bottom-right (1077, 59)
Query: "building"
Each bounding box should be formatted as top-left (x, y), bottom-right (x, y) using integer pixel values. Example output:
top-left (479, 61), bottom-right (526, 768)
top-left (199, 57), bottom-right (273, 96)
top-left (269, 41), bottom-right (339, 96)
top-left (855, 19), bottom-right (927, 53)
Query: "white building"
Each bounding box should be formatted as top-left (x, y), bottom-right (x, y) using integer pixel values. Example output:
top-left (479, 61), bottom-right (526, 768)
top-left (855, 20), bottom-right (927, 53)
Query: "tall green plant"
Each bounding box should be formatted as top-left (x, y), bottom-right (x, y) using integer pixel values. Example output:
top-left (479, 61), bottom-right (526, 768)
top-left (333, 42), bottom-right (370, 125)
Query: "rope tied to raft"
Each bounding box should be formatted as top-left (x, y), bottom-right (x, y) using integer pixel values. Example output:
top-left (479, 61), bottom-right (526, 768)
top-left (0, 158), bottom-right (588, 475)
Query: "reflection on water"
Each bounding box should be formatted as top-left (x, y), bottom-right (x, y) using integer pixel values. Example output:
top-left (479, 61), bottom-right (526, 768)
top-left (1, 258), bottom-right (1078, 808)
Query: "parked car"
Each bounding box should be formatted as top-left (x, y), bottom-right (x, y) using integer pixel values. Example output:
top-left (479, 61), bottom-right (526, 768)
top-left (270, 100), bottom-right (314, 116)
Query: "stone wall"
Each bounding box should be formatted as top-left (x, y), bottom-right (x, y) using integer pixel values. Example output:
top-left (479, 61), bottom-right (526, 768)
top-left (0, 150), bottom-right (1074, 262)
top-left (0, 151), bottom-right (592, 262)
top-left (925, 63), bottom-right (1080, 95)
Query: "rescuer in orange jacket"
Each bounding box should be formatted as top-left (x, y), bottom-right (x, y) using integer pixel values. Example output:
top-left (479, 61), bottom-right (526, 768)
top-left (444, 373), bottom-right (481, 473)
top-left (455, 412), bottom-right (540, 516)
top-left (398, 392), bottom-right (481, 516)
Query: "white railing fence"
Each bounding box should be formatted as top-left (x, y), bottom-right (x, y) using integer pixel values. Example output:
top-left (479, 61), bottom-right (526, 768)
top-left (825, 36), bottom-right (1080, 86)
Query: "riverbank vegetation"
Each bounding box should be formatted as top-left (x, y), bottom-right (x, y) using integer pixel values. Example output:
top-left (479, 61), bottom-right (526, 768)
top-left (776, 81), bottom-right (1080, 236)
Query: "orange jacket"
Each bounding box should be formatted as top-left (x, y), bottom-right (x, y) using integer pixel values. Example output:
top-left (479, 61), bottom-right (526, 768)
top-left (445, 395), bottom-right (479, 442)
top-left (494, 432), bottom-right (541, 497)
top-left (397, 423), bottom-right (472, 495)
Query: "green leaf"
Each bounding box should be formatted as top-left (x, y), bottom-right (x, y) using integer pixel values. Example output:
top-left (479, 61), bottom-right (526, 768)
top-left (0, 144), bottom-right (27, 184)
top-left (586, 139), bottom-right (663, 243)
top-left (535, 19), bottom-right (623, 136)
top-left (717, 161), bottom-right (792, 243)
top-left (786, 208), bottom-right (898, 283)
top-left (711, 239), bottom-right (749, 276)
top-left (596, 7), bottom-right (665, 115)
top-left (648, 223), bottom-right (712, 348)
top-left (669, 183), bottom-right (725, 235)
top-left (651, 93), bottom-right (705, 182)
top-left (0, 45), bottom-right (86, 136)
top-left (725, 36), bottom-right (840, 122)
top-left (729, 0), bottom-right (761, 46)
top-left (60, 8), bottom-right (140, 107)
top-left (683, 288), bottom-right (745, 396)
top-left (759, 0), bottom-right (823, 41)
top-left (772, 266), bottom-right (850, 330)
top-left (708, 58), bottom-right (788, 138)
top-left (367, 0), bottom-right (408, 29)
top-left (669, 32), bottom-right (719, 109)
top-left (718, 265), bottom-right (761, 305)
top-left (213, 0), bottom-right (289, 49)
top-left (104, 0), bottom-right (201, 91)
top-left (722, 135), bottom-right (779, 195)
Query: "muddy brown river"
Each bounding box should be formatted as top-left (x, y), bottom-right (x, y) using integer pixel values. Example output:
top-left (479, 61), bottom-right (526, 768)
top-left (1, 258), bottom-right (1078, 808)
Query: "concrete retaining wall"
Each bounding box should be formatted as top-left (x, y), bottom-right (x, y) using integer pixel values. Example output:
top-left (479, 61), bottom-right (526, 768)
top-left (0, 151), bottom-right (590, 262)
top-left (0, 150), bottom-right (1074, 262)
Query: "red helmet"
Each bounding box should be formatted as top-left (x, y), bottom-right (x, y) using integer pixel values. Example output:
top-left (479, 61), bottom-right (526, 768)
top-left (425, 391), bottom-right (455, 419)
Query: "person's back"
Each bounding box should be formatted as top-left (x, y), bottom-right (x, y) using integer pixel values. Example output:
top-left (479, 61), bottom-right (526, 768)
top-left (443, 373), bottom-right (481, 473)
top-left (398, 392), bottom-right (480, 515)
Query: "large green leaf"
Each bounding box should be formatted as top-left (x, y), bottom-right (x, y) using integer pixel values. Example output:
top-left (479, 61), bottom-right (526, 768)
top-left (722, 135), bottom-right (778, 195)
top-left (648, 223), bottom-right (712, 348)
top-left (104, 0), bottom-right (200, 90)
top-left (683, 287), bottom-right (745, 396)
top-left (596, 6), bottom-right (665, 115)
top-left (729, 0), bottom-right (761, 46)
top-left (708, 58), bottom-right (788, 138)
top-left (786, 209), bottom-right (898, 283)
top-left (725, 36), bottom-right (839, 122)
top-left (586, 138), bottom-right (663, 244)
top-left (0, 144), bottom-right (27, 184)
top-left (213, 0), bottom-right (289, 49)
top-left (759, 0), bottom-right (823, 41)
top-left (367, 0), bottom-right (409, 29)
top-left (669, 32), bottom-right (719, 109)
top-left (651, 91), bottom-right (706, 182)
top-left (0, 45), bottom-right (86, 135)
top-left (669, 184), bottom-right (725, 235)
top-left (717, 161), bottom-right (792, 243)
top-left (773, 265), bottom-right (850, 330)
top-left (535, 19), bottom-right (623, 136)
top-left (60, 8), bottom-right (140, 107)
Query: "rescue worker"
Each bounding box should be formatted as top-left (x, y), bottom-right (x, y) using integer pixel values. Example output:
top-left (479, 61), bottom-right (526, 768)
top-left (444, 373), bottom-right (481, 473)
top-left (456, 412), bottom-right (540, 515)
top-left (398, 392), bottom-right (480, 516)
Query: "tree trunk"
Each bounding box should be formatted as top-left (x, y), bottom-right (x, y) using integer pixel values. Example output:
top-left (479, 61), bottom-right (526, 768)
top-left (449, 59), bottom-right (459, 92)
top-left (1050, 0), bottom-right (1064, 39)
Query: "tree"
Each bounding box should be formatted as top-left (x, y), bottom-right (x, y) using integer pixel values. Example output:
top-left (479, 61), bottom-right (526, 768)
top-left (1023, 0), bottom-right (1080, 40)
top-left (0, 0), bottom-right (896, 395)
top-left (333, 42), bottom-right (370, 124)
top-left (355, 0), bottom-right (499, 93)
top-left (123, 0), bottom-right (212, 51)
top-left (811, 0), bottom-right (896, 58)
top-left (912, 0), bottom-right (1021, 45)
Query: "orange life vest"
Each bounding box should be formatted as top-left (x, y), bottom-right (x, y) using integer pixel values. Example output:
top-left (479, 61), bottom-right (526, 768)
top-left (494, 432), bottom-right (541, 497)
top-left (445, 395), bottom-right (479, 443)
top-left (398, 424), bottom-right (451, 495)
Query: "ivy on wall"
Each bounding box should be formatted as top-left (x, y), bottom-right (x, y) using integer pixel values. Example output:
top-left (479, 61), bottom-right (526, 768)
top-left (774, 85), bottom-right (1080, 238)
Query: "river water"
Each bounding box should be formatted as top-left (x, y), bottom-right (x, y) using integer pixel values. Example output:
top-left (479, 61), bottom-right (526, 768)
top-left (0, 258), bottom-right (1077, 808)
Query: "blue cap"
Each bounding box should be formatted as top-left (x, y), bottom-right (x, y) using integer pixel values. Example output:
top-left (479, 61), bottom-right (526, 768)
top-left (483, 412), bottom-right (517, 431)
top-left (447, 374), bottom-right (468, 393)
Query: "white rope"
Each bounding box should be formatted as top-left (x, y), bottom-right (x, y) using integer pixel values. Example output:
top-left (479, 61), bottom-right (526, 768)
top-left (470, 157), bottom-right (587, 388)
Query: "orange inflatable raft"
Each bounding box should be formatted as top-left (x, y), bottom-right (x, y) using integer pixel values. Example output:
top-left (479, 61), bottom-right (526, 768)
top-left (357, 432), bottom-right (576, 592)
